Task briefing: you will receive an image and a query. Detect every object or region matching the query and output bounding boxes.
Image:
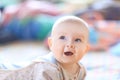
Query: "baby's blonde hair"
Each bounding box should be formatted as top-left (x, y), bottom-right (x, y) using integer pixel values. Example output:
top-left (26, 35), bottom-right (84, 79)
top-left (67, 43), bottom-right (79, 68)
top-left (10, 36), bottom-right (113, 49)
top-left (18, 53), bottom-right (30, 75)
top-left (51, 16), bottom-right (89, 37)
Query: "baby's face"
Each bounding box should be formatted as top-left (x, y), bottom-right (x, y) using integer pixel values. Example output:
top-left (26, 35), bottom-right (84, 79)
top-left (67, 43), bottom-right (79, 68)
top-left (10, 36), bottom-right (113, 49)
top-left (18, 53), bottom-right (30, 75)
top-left (48, 21), bottom-right (89, 64)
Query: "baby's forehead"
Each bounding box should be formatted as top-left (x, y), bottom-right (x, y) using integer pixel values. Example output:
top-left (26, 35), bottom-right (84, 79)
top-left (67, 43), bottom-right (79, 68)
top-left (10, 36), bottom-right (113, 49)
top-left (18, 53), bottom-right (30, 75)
top-left (53, 21), bottom-right (89, 36)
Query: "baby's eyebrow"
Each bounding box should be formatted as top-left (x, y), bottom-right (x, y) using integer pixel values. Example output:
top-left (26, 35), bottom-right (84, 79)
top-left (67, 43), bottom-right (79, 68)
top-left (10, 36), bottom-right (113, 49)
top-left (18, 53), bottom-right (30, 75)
top-left (58, 32), bottom-right (66, 35)
top-left (75, 35), bottom-right (84, 39)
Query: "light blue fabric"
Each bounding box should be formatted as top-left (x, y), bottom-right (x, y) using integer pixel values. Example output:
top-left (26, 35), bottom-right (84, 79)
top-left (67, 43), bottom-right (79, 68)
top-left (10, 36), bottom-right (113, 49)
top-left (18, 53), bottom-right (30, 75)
top-left (35, 52), bottom-right (57, 64)
top-left (89, 27), bottom-right (99, 44)
top-left (109, 42), bottom-right (120, 56)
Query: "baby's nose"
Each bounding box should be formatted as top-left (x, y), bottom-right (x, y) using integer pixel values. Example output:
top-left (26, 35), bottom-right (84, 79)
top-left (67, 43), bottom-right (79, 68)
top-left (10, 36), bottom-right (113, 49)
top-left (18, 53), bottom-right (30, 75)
top-left (66, 43), bottom-right (75, 48)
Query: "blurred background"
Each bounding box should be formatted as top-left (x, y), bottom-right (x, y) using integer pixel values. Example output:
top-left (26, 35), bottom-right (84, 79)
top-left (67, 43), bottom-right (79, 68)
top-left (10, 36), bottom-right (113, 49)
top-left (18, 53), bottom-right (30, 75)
top-left (0, 0), bottom-right (120, 80)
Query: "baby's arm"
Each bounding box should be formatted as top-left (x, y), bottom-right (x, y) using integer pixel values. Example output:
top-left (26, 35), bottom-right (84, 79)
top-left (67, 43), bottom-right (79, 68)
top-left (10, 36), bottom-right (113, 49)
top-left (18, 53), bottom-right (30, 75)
top-left (0, 63), bottom-right (35, 80)
top-left (33, 62), bottom-right (62, 80)
top-left (0, 69), bottom-right (14, 80)
top-left (0, 62), bottom-right (62, 80)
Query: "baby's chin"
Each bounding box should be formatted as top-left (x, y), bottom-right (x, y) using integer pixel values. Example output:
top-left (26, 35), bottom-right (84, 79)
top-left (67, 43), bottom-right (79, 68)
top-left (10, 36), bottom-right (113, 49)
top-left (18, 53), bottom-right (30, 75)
top-left (60, 60), bottom-right (77, 65)
top-left (59, 57), bottom-right (77, 64)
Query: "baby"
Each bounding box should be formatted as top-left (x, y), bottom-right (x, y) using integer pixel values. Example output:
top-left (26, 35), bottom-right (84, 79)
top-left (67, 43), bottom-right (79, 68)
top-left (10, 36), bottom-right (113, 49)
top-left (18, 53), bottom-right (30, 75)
top-left (0, 16), bottom-right (89, 80)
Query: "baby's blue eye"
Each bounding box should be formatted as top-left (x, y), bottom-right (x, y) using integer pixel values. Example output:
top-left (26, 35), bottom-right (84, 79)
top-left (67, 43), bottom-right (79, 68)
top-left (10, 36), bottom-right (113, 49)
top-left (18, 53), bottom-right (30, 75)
top-left (59, 36), bottom-right (65, 39)
top-left (75, 38), bottom-right (81, 42)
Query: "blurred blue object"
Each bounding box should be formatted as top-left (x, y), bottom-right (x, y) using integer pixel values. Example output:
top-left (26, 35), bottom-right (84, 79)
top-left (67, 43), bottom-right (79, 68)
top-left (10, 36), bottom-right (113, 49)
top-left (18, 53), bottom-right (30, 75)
top-left (109, 42), bottom-right (120, 56)
top-left (0, 63), bottom-right (21, 69)
top-left (3, 15), bottom-right (56, 41)
top-left (5, 17), bottom-right (42, 40)
top-left (0, 27), bottom-right (18, 44)
top-left (88, 26), bottom-right (99, 44)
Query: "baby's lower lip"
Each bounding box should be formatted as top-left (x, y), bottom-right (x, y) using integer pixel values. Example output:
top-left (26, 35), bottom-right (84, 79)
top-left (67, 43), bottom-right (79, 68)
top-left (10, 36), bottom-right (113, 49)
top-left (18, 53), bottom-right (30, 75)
top-left (64, 52), bottom-right (73, 56)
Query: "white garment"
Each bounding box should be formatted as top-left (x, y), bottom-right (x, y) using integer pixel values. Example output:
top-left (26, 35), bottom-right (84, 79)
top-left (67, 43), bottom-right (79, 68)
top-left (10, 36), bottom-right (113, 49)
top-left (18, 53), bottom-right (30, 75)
top-left (0, 52), bottom-right (86, 80)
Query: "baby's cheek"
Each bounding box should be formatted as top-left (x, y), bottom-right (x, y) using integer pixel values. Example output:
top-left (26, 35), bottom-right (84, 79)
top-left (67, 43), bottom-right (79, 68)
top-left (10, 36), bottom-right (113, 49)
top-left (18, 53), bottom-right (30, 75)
top-left (76, 47), bottom-right (86, 54)
top-left (52, 45), bottom-right (61, 52)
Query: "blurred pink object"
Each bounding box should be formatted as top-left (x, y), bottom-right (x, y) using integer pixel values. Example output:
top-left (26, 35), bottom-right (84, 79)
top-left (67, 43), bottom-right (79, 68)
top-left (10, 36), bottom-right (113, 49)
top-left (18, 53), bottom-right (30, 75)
top-left (2, 0), bottom-right (61, 25)
top-left (17, 0), bottom-right (61, 18)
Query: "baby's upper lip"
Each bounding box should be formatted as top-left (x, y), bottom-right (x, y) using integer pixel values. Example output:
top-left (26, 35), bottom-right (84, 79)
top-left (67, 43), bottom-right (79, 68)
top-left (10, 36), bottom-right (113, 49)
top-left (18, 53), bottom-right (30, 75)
top-left (64, 51), bottom-right (73, 53)
top-left (64, 49), bottom-right (75, 53)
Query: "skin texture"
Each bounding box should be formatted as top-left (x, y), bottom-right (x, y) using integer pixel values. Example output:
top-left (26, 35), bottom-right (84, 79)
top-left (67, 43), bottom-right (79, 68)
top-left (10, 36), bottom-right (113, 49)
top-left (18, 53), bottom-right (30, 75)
top-left (48, 16), bottom-right (89, 74)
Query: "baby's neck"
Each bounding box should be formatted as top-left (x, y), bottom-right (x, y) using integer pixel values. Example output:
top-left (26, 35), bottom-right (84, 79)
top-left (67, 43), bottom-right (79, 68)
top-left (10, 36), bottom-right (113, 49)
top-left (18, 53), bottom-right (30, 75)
top-left (59, 63), bottom-right (80, 75)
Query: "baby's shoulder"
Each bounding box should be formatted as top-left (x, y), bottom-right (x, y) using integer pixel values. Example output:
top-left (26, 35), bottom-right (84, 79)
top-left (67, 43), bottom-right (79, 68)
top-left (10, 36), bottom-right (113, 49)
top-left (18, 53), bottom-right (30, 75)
top-left (33, 53), bottom-right (58, 68)
top-left (31, 62), bottom-right (62, 79)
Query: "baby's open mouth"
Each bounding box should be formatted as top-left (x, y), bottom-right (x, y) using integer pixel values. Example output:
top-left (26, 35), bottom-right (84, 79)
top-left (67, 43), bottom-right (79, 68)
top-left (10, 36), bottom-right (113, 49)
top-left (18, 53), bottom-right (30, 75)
top-left (64, 51), bottom-right (73, 56)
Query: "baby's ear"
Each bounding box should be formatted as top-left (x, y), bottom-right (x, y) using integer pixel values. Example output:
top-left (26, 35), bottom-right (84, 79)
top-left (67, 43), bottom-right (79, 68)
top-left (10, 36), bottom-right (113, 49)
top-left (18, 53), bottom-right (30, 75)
top-left (47, 37), bottom-right (52, 49)
top-left (85, 44), bottom-right (90, 53)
